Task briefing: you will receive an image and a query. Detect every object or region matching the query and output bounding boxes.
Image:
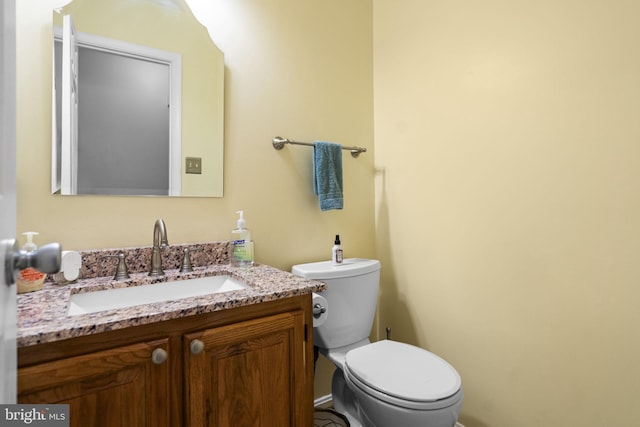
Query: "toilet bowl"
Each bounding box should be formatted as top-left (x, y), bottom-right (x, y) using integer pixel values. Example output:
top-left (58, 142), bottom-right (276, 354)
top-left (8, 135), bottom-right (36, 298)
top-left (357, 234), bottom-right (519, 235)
top-left (292, 259), bottom-right (463, 427)
top-left (342, 340), bottom-right (463, 427)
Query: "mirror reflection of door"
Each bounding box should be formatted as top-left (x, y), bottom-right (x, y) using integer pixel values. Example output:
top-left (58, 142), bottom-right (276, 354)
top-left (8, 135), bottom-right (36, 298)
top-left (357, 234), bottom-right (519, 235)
top-left (77, 47), bottom-right (171, 195)
top-left (54, 18), bottom-right (181, 196)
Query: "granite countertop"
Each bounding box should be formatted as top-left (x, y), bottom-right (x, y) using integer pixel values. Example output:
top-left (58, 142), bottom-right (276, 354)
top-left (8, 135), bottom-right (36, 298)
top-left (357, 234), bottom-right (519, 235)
top-left (17, 263), bottom-right (326, 348)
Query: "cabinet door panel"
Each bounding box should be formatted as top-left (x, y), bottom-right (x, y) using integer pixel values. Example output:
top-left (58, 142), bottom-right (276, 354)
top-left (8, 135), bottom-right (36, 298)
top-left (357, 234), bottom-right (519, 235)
top-left (18, 339), bottom-right (170, 427)
top-left (185, 311), bottom-right (306, 427)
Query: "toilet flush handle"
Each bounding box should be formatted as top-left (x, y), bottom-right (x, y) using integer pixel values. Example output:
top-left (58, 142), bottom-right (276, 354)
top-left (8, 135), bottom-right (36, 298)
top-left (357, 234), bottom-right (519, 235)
top-left (313, 303), bottom-right (326, 319)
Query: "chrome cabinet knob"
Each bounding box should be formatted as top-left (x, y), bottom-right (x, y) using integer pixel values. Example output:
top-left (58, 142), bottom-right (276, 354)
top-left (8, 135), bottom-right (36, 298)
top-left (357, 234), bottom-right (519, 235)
top-left (151, 348), bottom-right (168, 365)
top-left (190, 339), bottom-right (205, 355)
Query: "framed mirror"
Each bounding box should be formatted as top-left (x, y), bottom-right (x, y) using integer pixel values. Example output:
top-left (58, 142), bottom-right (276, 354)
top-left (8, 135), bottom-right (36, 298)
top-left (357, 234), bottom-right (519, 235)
top-left (52, 0), bottom-right (224, 197)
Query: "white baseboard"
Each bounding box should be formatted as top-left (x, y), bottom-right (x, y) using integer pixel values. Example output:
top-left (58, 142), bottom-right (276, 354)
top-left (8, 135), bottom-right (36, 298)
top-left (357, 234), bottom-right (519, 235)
top-left (314, 394), bottom-right (333, 407)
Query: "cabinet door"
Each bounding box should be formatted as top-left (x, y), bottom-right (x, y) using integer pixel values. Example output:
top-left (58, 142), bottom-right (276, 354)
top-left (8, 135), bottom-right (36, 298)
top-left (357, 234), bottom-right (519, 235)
top-left (18, 339), bottom-right (170, 427)
top-left (184, 311), bottom-right (307, 427)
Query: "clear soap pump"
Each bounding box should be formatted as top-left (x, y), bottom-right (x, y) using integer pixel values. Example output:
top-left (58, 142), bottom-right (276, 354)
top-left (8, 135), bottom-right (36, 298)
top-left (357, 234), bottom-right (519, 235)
top-left (22, 231), bottom-right (39, 252)
top-left (232, 210), bottom-right (254, 267)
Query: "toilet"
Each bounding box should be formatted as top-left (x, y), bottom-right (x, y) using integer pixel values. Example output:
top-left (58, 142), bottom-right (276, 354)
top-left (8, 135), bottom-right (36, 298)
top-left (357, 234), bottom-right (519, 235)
top-left (292, 258), bottom-right (463, 427)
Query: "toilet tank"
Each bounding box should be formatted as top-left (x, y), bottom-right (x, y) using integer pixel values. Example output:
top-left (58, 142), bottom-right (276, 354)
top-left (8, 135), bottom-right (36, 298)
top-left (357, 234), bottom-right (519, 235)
top-left (292, 258), bottom-right (381, 350)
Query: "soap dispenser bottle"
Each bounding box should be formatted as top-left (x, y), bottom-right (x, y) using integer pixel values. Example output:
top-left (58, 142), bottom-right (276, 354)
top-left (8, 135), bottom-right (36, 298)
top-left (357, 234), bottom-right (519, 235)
top-left (22, 231), bottom-right (39, 252)
top-left (332, 234), bottom-right (343, 265)
top-left (231, 210), bottom-right (254, 267)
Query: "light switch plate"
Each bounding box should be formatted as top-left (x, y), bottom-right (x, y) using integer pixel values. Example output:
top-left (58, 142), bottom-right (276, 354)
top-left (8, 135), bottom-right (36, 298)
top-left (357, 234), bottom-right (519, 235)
top-left (186, 157), bottom-right (202, 174)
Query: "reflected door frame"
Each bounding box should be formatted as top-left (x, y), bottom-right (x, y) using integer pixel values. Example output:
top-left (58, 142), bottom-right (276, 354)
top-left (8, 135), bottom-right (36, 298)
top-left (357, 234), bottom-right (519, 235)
top-left (53, 25), bottom-right (182, 196)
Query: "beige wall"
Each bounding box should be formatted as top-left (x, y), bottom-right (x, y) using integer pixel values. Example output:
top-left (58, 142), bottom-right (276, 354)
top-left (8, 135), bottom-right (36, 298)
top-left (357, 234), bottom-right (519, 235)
top-left (374, 1), bottom-right (640, 426)
top-left (16, 0), bottom-right (373, 398)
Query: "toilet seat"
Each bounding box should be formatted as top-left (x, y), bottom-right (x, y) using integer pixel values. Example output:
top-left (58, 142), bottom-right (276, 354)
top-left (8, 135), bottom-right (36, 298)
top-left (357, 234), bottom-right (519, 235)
top-left (344, 340), bottom-right (461, 409)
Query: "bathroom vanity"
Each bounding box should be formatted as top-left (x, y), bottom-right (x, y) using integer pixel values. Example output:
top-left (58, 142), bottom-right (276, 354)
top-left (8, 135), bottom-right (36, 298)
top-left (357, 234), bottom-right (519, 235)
top-left (16, 260), bottom-right (325, 426)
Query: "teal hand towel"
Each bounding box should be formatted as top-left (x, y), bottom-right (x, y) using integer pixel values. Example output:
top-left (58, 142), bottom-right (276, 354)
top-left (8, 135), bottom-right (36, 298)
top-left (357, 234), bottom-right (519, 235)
top-left (313, 141), bottom-right (343, 211)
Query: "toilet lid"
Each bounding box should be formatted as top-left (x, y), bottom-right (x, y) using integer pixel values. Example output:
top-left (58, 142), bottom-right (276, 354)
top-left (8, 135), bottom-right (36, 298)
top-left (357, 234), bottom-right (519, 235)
top-left (345, 340), bottom-right (461, 402)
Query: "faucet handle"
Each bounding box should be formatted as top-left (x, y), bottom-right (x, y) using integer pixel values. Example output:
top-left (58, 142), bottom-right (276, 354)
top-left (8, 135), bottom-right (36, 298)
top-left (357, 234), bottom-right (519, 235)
top-left (180, 247), bottom-right (199, 273)
top-left (101, 253), bottom-right (130, 280)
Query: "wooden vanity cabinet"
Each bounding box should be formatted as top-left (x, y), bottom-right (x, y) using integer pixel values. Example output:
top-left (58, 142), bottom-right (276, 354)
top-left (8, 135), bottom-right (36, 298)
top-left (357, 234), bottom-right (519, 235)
top-left (18, 295), bottom-right (314, 427)
top-left (184, 310), bottom-right (307, 426)
top-left (18, 339), bottom-right (171, 427)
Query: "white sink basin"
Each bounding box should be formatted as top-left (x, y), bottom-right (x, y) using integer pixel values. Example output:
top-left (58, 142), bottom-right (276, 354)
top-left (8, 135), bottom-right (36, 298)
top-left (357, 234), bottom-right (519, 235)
top-left (67, 275), bottom-right (249, 316)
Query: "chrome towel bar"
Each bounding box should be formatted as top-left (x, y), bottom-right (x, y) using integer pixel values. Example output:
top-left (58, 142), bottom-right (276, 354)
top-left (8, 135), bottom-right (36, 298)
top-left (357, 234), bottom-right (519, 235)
top-left (272, 136), bottom-right (367, 158)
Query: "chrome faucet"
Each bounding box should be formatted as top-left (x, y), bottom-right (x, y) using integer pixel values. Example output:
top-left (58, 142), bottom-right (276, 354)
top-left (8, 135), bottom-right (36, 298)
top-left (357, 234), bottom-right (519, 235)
top-left (149, 219), bottom-right (169, 276)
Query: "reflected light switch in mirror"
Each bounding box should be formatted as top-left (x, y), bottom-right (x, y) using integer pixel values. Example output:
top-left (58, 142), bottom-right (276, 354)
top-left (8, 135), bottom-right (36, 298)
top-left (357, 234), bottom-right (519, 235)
top-left (186, 157), bottom-right (202, 174)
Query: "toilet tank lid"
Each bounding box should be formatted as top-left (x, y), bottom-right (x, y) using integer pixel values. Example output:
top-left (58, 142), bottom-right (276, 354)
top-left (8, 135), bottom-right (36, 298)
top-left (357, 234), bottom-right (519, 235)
top-left (292, 258), bottom-right (380, 279)
top-left (345, 340), bottom-right (462, 402)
